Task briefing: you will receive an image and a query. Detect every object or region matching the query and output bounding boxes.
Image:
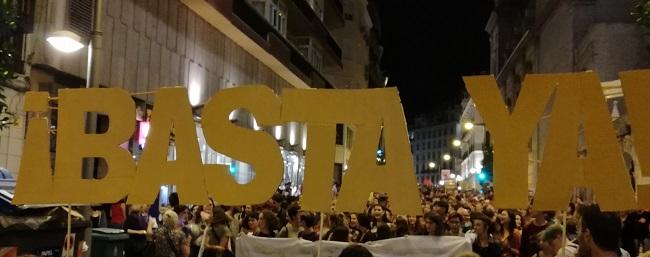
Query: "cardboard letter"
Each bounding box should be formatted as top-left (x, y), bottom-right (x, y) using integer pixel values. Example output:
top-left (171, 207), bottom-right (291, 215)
top-left (202, 86), bottom-right (283, 205)
top-left (282, 88), bottom-right (421, 215)
top-left (620, 70), bottom-right (650, 209)
top-left (534, 73), bottom-right (636, 211)
top-left (13, 92), bottom-right (53, 204)
top-left (300, 124), bottom-right (337, 212)
top-left (130, 87), bottom-right (208, 205)
top-left (53, 88), bottom-right (136, 203)
top-left (463, 75), bottom-right (555, 209)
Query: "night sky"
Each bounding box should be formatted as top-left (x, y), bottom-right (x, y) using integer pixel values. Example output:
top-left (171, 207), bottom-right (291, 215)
top-left (377, 1), bottom-right (493, 125)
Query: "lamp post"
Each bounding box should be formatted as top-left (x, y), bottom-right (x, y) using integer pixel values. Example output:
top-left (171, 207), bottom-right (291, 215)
top-left (46, 1), bottom-right (103, 254)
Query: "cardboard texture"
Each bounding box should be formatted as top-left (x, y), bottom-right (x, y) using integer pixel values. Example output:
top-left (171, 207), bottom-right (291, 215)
top-left (620, 70), bottom-right (650, 209)
top-left (463, 75), bottom-right (555, 209)
top-left (299, 124), bottom-right (336, 212)
top-left (130, 87), bottom-right (208, 205)
top-left (52, 88), bottom-right (136, 203)
top-left (283, 88), bottom-right (421, 215)
top-left (12, 92), bottom-right (53, 204)
top-left (202, 86), bottom-right (284, 205)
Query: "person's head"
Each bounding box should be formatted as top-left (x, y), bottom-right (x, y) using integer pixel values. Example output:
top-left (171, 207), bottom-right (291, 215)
top-left (244, 205), bottom-right (253, 213)
top-left (425, 212), bottom-right (444, 236)
top-left (457, 208), bottom-right (471, 224)
top-left (539, 224), bottom-right (563, 254)
top-left (211, 207), bottom-right (228, 226)
top-left (357, 213), bottom-right (371, 230)
top-left (300, 212), bottom-right (316, 229)
top-left (330, 225), bottom-right (350, 242)
top-left (471, 213), bottom-right (492, 236)
top-left (376, 223), bottom-right (393, 240)
top-left (169, 192), bottom-right (179, 207)
top-left (129, 204), bottom-right (143, 213)
top-left (433, 200), bottom-right (449, 217)
top-left (395, 216), bottom-right (409, 237)
top-left (162, 210), bottom-right (179, 230)
top-left (577, 205), bottom-right (621, 257)
top-left (287, 203), bottom-right (300, 224)
top-left (203, 202), bottom-right (214, 213)
top-left (259, 210), bottom-right (279, 233)
top-left (338, 244), bottom-right (373, 257)
top-left (349, 213), bottom-right (359, 228)
top-left (448, 213), bottom-right (462, 233)
top-left (407, 215), bottom-right (417, 226)
top-left (370, 204), bottom-right (385, 220)
top-left (378, 194), bottom-right (389, 208)
top-left (329, 213), bottom-right (343, 228)
top-left (242, 212), bottom-right (259, 231)
top-left (422, 203), bottom-right (431, 214)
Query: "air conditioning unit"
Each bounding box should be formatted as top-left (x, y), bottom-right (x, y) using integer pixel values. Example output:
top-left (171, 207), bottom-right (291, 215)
top-left (248, 0), bottom-right (288, 36)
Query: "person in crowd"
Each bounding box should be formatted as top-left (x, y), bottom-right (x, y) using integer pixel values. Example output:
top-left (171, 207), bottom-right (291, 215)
top-left (109, 198), bottom-right (126, 229)
top-left (357, 213), bottom-right (375, 243)
top-left (338, 244), bottom-right (373, 257)
top-left (277, 203), bottom-right (301, 238)
top-left (520, 212), bottom-right (549, 257)
top-left (324, 213), bottom-right (345, 240)
top-left (407, 215), bottom-right (426, 235)
top-left (174, 205), bottom-right (190, 227)
top-left (298, 212), bottom-right (319, 241)
top-left (153, 210), bottom-right (190, 257)
top-left (448, 213), bottom-right (464, 237)
top-left (433, 200), bottom-right (450, 220)
top-left (224, 206), bottom-right (240, 236)
top-left (256, 210), bottom-right (279, 237)
top-left (375, 223), bottom-right (393, 241)
top-left (369, 204), bottom-right (390, 234)
top-left (472, 213), bottom-right (501, 257)
top-left (395, 216), bottom-right (410, 237)
top-left (124, 204), bottom-right (153, 257)
top-left (348, 213), bottom-right (363, 242)
top-left (577, 205), bottom-right (630, 257)
top-left (425, 212), bottom-right (445, 236)
top-left (496, 211), bottom-right (521, 257)
top-left (329, 225), bottom-right (351, 242)
top-left (239, 212), bottom-right (259, 236)
top-left (531, 225), bottom-right (561, 257)
top-left (458, 208), bottom-right (473, 233)
top-left (203, 207), bottom-right (234, 257)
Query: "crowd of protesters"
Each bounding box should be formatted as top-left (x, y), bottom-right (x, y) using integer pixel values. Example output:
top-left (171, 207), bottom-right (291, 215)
top-left (92, 185), bottom-right (650, 257)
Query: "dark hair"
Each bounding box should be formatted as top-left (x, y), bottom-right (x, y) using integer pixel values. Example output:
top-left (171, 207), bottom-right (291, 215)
top-left (287, 203), bottom-right (300, 219)
top-left (425, 212), bottom-right (444, 236)
top-left (330, 226), bottom-right (350, 242)
top-left (169, 192), bottom-right (179, 207)
top-left (449, 213), bottom-right (463, 222)
top-left (578, 205), bottom-right (621, 252)
top-left (261, 210), bottom-right (280, 233)
top-left (434, 200), bottom-right (449, 213)
top-left (211, 207), bottom-right (228, 226)
top-left (329, 213), bottom-right (343, 227)
top-left (242, 212), bottom-right (259, 230)
top-left (301, 213), bottom-right (316, 228)
top-left (338, 244), bottom-right (373, 257)
top-left (357, 213), bottom-right (371, 229)
top-left (376, 223), bottom-right (393, 240)
top-left (173, 205), bottom-right (189, 215)
top-left (395, 217), bottom-right (409, 237)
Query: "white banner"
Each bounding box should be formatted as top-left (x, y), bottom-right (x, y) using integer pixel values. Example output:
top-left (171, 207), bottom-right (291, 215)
top-left (236, 235), bottom-right (472, 257)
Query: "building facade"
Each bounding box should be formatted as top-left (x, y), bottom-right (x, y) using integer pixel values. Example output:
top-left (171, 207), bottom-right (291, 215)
top-left (2, 0), bottom-right (385, 195)
top-left (484, 0), bottom-right (650, 192)
top-left (409, 121), bottom-right (460, 185)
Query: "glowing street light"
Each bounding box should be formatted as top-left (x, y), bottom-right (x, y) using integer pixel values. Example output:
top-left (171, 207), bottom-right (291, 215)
top-left (443, 154), bottom-right (451, 161)
top-left (46, 30), bottom-right (85, 53)
top-left (450, 174), bottom-right (456, 179)
top-left (428, 162), bottom-right (436, 169)
top-left (452, 139), bottom-right (461, 147)
top-left (463, 122), bottom-right (475, 130)
top-left (438, 180), bottom-right (445, 186)
top-left (456, 175), bottom-right (464, 182)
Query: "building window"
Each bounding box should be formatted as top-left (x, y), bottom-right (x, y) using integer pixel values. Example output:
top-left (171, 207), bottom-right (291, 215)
top-left (346, 127), bottom-right (353, 149)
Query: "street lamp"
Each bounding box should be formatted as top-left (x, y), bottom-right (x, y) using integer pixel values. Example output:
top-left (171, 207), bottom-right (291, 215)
top-left (46, 30), bottom-right (84, 53)
top-left (438, 180), bottom-right (445, 186)
top-left (452, 139), bottom-right (461, 147)
top-left (428, 161), bottom-right (436, 169)
top-left (443, 154), bottom-right (451, 161)
top-left (463, 122), bottom-right (475, 130)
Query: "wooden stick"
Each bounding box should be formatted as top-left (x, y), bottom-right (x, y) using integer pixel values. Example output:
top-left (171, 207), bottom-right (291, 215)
top-left (66, 204), bottom-right (72, 257)
top-left (318, 213), bottom-right (325, 257)
top-left (562, 211), bottom-right (567, 257)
